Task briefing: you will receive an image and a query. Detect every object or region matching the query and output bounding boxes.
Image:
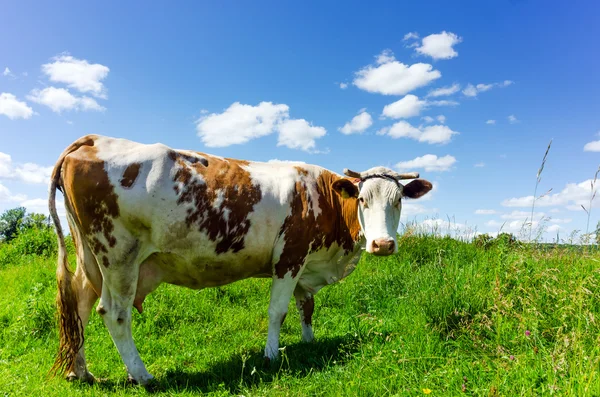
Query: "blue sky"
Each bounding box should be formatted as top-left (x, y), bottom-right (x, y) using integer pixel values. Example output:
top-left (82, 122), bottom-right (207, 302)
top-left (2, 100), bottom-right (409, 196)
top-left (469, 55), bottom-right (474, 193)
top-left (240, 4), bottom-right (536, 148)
top-left (1, 0), bottom-right (599, 241)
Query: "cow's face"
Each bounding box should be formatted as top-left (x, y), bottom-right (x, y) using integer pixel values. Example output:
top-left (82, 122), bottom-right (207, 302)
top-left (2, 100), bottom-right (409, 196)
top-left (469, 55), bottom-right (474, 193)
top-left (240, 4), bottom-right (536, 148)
top-left (332, 167), bottom-right (432, 256)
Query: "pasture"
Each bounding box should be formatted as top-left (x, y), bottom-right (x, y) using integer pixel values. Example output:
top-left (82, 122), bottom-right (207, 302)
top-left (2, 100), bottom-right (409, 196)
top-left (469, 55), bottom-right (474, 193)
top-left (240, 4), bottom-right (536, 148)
top-left (1, 226), bottom-right (599, 396)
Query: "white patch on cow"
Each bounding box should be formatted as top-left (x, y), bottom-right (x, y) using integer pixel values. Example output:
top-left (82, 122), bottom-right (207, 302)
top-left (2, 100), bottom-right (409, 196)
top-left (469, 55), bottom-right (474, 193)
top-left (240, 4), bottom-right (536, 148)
top-left (265, 271), bottom-right (301, 360)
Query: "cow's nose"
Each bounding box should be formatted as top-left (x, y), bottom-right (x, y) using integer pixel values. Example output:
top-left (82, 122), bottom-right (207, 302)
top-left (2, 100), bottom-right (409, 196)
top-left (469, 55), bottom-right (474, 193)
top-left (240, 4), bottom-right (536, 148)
top-left (371, 238), bottom-right (395, 256)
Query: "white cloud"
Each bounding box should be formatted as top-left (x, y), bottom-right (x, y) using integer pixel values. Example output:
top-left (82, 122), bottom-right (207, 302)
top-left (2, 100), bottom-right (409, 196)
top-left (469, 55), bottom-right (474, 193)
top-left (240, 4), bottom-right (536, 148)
top-left (584, 140), bottom-right (600, 152)
top-left (379, 121), bottom-right (458, 144)
top-left (463, 80), bottom-right (513, 97)
top-left (277, 119), bottom-right (326, 152)
top-left (403, 32), bottom-right (419, 41)
top-left (474, 162), bottom-right (485, 167)
top-left (486, 120), bottom-right (496, 124)
top-left (508, 115), bottom-right (519, 124)
top-left (412, 218), bottom-right (478, 239)
top-left (339, 82), bottom-right (348, 89)
top-left (422, 116), bottom-right (434, 124)
top-left (0, 151), bottom-right (53, 184)
top-left (0, 182), bottom-right (27, 203)
top-left (401, 203), bottom-right (438, 220)
top-left (428, 99), bottom-right (459, 107)
top-left (475, 209), bottom-right (497, 215)
top-left (426, 83), bottom-right (460, 98)
top-left (462, 84), bottom-right (478, 97)
top-left (41, 55), bottom-right (109, 98)
top-left (550, 218), bottom-right (572, 224)
top-left (21, 198), bottom-right (65, 217)
top-left (502, 178), bottom-right (600, 210)
top-left (3, 67), bottom-right (12, 77)
top-left (396, 154), bottom-right (456, 172)
top-left (476, 83), bottom-right (494, 92)
top-left (415, 31), bottom-right (462, 60)
top-left (196, 102), bottom-right (326, 152)
top-left (382, 95), bottom-right (427, 119)
top-left (549, 208), bottom-right (560, 213)
top-left (353, 50), bottom-right (441, 95)
top-left (0, 93), bottom-right (33, 120)
top-left (197, 102), bottom-right (289, 147)
top-left (382, 95), bottom-right (456, 120)
top-left (547, 224), bottom-right (561, 233)
top-left (376, 49), bottom-right (396, 64)
top-left (501, 210), bottom-right (545, 220)
top-left (27, 87), bottom-right (104, 113)
top-left (339, 110), bottom-right (373, 135)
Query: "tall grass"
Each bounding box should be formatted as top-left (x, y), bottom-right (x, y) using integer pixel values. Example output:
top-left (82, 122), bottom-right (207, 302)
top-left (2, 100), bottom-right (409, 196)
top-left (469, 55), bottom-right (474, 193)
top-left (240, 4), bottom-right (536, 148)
top-left (529, 139), bottom-right (552, 242)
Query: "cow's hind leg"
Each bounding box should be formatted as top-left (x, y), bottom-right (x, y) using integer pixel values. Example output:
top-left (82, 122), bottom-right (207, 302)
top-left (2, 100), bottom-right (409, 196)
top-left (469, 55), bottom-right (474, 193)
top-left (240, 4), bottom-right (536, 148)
top-left (293, 286), bottom-right (314, 343)
top-left (95, 238), bottom-right (153, 385)
top-left (264, 273), bottom-right (300, 361)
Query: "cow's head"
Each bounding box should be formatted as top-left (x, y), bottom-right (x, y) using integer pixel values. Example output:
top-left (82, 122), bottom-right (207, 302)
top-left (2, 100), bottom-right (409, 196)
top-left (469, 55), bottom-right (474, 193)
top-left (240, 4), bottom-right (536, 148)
top-left (332, 166), bottom-right (432, 256)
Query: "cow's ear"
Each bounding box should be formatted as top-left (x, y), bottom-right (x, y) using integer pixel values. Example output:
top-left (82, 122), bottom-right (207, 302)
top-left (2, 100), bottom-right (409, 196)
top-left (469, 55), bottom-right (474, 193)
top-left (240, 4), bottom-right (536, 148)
top-left (403, 179), bottom-right (432, 199)
top-left (332, 179), bottom-right (359, 199)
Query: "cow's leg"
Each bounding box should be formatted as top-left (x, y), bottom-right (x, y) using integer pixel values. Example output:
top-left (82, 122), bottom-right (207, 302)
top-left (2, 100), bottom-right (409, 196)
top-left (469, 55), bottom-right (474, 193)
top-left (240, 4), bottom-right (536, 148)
top-left (293, 286), bottom-right (315, 343)
top-left (66, 232), bottom-right (101, 383)
top-left (97, 273), bottom-right (153, 385)
top-left (95, 237), bottom-right (153, 385)
top-left (264, 273), bottom-right (299, 360)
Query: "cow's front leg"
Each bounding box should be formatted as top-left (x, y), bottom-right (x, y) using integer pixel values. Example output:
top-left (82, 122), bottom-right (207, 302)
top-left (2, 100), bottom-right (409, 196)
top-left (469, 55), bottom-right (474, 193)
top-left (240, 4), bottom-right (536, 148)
top-left (294, 286), bottom-right (314, 342)
top-left (264, 273), bottom-right (299, 361)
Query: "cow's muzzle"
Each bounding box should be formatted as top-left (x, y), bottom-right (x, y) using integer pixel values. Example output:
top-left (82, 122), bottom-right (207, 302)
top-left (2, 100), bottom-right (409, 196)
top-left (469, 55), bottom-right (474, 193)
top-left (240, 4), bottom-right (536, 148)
top-left (371, 238), bottom-right (395, 256)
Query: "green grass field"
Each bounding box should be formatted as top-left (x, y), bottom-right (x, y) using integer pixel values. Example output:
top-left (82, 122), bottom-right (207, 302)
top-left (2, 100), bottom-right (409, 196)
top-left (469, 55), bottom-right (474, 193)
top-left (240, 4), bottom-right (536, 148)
top-left (1, 233), bottom-right (600, 396)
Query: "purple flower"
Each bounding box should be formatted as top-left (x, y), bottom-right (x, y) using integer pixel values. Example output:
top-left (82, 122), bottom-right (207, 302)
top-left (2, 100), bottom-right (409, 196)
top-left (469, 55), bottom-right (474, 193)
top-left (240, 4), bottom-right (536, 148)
top-left (509, 355), bottom-right (515, 361)
top-left (525, 330), bottom-right (531, 336)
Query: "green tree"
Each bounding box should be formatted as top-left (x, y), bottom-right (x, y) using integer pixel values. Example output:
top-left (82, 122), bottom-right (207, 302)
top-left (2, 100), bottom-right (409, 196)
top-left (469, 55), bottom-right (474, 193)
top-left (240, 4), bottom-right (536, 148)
top-left (0, 207), bottom-right (27, 243)
top-left (21, 213), bottom-right (52, 231)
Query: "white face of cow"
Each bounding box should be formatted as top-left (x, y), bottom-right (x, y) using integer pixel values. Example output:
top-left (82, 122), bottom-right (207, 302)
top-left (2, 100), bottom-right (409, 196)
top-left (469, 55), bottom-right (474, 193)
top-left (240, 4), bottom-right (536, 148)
top-left (332, 167), bottom-right (432, 256)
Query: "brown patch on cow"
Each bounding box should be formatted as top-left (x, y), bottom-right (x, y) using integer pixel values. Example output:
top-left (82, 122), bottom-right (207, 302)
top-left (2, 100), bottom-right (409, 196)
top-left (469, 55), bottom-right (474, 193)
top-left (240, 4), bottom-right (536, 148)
top-left (294, 166), bottom-right (308, 176)
top-left (274, 171), bottom-right (360, 278)
top-left (102, 256), bottom-right (110, 268)
top-left (302, 296), bottom-right (314, 326)
top-left (97, 306), bottom-right (106, 315)
top-left (120, 163), bottom-right (141, 189)
top-left (61, 143), bottom-right (120, 252)
top-left (171, 152), bottom-right (261, 254)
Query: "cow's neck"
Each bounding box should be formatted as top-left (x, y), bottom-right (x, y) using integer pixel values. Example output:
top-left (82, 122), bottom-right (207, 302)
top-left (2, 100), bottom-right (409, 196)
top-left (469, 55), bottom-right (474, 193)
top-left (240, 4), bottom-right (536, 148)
top-left (318, 171), bottom-right (362, 249)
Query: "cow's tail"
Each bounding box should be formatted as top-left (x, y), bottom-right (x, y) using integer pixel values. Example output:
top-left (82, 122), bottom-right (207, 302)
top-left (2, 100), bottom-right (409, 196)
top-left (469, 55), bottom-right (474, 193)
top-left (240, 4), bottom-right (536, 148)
top-left (48, 136), bottom-right (95, 377)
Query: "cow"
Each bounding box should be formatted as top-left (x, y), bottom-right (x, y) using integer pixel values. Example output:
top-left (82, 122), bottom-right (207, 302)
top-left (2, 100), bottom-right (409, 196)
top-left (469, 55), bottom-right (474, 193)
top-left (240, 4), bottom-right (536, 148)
top-left (48, 134), bottom-right (432, 385)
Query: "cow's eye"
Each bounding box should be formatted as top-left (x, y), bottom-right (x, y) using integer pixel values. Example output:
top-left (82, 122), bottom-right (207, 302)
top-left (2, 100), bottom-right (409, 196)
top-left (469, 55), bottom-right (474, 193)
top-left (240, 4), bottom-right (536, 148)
top-left (358, 197), bottom-right (368, 208)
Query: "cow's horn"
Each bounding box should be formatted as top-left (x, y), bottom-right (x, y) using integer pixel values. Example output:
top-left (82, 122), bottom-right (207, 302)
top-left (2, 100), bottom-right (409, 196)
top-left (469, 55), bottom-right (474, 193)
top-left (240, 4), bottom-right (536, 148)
top-left (390, 171), bottom-right (420, 180)
top-left (343, 168), bottom-right (362, 179)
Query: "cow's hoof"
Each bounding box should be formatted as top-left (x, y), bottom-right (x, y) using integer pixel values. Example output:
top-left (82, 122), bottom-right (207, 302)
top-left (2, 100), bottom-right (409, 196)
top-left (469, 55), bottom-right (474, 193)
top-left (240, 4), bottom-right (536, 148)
top-left (66, 371), bottom-right (96, 385)
top-left (127, 374), bottom-right (156, 388)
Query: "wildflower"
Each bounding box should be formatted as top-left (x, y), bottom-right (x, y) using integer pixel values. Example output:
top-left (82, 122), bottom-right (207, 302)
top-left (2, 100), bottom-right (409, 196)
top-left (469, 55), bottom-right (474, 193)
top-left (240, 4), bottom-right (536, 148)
top-left (462, 383), bottom-right (466, 392)
top-left (423, 389), bottom-right (432, 394)
top-left (510, 355), bottom-right (515, 361)
top-left (525, 330), bottom-right (531, 336)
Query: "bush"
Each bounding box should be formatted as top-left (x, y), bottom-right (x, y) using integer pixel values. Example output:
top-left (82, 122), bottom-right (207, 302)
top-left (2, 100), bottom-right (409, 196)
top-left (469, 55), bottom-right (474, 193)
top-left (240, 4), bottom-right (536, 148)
top-left (473, 233), bottom-right (494, 249)
top-left (0, 227), bottom-right (58, 267)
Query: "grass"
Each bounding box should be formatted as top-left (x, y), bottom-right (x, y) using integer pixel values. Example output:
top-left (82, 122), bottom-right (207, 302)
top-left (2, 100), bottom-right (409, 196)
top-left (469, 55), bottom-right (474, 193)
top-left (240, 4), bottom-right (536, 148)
top-left (1, 234), bottom-right (600, 396)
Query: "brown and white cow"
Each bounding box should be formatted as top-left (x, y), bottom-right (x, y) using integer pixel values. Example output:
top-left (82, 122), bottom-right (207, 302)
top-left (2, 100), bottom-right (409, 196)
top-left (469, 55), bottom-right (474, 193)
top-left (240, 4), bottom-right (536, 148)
top-left (49, 134), bottom-right (432, 384)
